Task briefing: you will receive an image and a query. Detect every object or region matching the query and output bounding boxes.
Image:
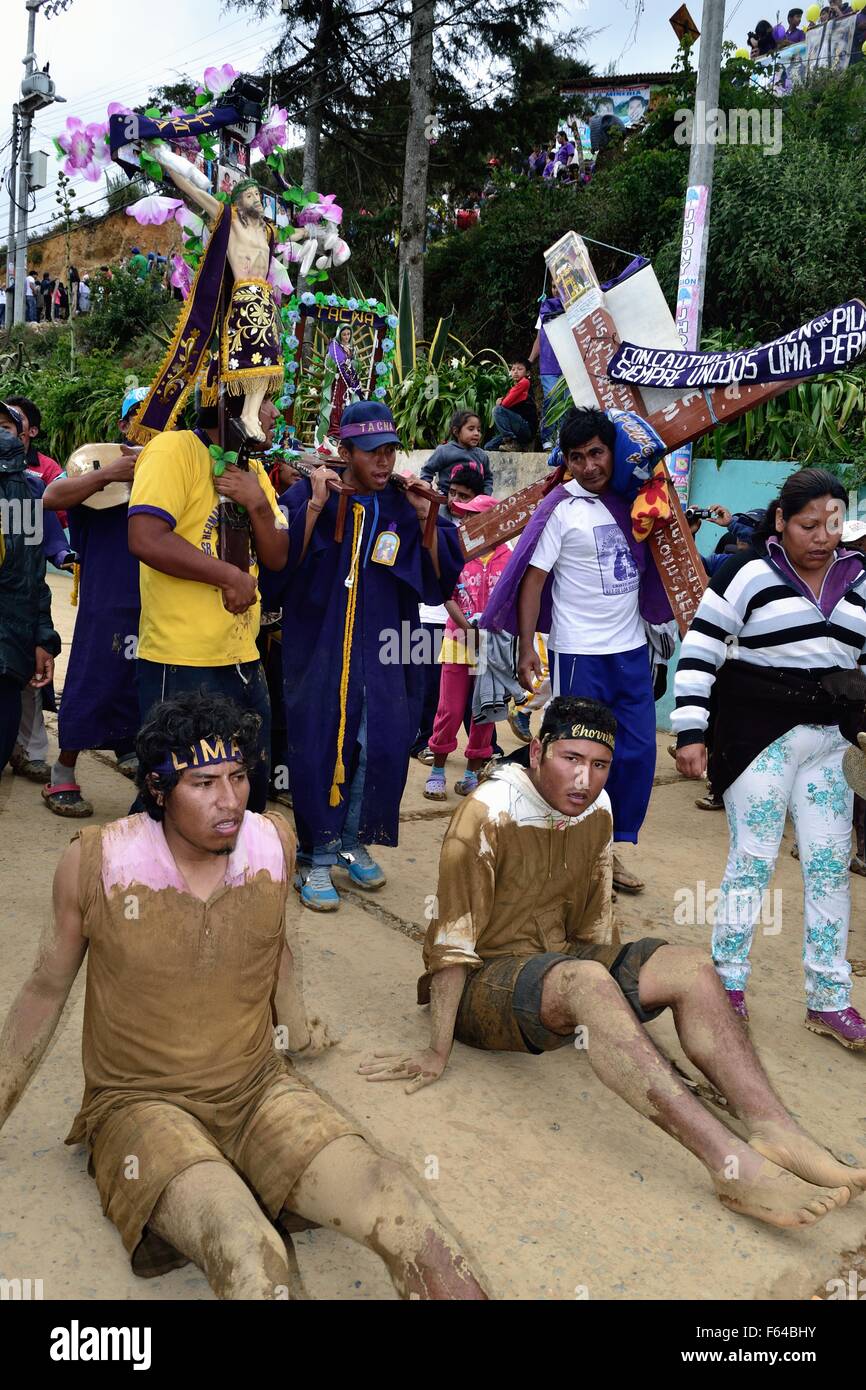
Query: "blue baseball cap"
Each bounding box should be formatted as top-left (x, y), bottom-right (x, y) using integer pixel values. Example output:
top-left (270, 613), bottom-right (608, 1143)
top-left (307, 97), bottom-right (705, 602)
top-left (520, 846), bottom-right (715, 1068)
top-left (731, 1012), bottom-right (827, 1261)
top-left (121, 386), bottom-right (149, 420)
top-left (339, 400), bottom-right (400, 450)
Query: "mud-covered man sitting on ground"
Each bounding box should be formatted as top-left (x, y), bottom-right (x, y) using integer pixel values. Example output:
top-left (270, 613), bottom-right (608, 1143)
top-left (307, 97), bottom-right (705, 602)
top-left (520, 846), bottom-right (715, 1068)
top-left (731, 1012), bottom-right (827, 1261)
top-left (0, 690), bottom-right (486, 1301)
top-left (361, 695), bottom-right (866, 1231)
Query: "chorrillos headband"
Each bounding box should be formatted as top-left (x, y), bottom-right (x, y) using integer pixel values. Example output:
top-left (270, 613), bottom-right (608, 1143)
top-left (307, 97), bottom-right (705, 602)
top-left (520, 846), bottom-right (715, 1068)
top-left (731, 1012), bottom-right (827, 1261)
top-left (543, 723), bottom-right (615, 752)
top-left (151, 736), bottom-right (244, 778)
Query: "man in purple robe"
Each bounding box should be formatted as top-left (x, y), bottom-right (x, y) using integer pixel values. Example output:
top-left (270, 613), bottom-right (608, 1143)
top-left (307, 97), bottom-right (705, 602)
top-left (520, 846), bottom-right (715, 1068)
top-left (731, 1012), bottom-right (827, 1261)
top-left (40, 390), bottom-right (145, 816)
top-left (261, 402), bottom-right (463, 912)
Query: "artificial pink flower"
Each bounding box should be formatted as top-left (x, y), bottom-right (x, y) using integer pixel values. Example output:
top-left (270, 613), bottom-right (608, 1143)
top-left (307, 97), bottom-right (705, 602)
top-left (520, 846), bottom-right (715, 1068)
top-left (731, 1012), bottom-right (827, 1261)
top-left (202, 63), bottom-right (238, 98)
top-left (57, 117), bottom-right (110, 182)
top-left (175, 205), bottom-right (205, 238)
top-left (169, 254), bottom-right (193, 300)
top-left (252, 107), bottom-right (288, 158)
top-left (312, 192), bottom-right (342, 224)
top-left (268, 258), bottom-right (294, 303)
top-left (126, 193), bottom-right (183, 226)
top-left (107, 101), bottom-right (134, 118)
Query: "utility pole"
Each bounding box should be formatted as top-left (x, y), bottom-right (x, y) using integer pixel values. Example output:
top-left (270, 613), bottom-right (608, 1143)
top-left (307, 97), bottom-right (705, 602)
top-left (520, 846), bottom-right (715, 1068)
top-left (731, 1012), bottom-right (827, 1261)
top-left (5, 110), bottom-right (20, 326)
top-left (12, 0), bottom-right (66, 325)
top-left (667, 0), bottom-right (726, 504)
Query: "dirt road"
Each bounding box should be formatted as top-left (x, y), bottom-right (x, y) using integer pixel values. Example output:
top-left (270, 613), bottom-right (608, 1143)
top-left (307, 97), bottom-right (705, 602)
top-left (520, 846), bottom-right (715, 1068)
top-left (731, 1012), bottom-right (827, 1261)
top-left (2, 573), bottom-right (865, 1300)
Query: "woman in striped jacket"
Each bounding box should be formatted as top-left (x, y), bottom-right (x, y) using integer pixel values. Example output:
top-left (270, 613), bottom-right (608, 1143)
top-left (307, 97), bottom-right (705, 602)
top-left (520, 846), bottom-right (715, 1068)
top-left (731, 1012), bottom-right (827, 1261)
top-left (673, 467), bottom-right (866, 1050)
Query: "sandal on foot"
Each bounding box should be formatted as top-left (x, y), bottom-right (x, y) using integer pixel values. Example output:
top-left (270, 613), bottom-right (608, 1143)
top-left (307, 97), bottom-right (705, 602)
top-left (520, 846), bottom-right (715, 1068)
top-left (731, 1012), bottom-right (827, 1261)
top-left (612, 853), bottom-right (644, 894)
top-left (10, 747), bottom-right (51, 782)
top-left (115, 755), bottom-right (139, 780)
top-left (423, 774), bottom-right (447, 801)
top-left (454, 773), bottom-right (479, 796)
top-left (42, 782), bottom-right (94, 818)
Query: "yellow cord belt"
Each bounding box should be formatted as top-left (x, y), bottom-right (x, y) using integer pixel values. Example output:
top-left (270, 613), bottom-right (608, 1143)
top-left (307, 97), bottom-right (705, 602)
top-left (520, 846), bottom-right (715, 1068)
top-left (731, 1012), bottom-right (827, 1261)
top-left (329, 501), bottom-right (365, 807)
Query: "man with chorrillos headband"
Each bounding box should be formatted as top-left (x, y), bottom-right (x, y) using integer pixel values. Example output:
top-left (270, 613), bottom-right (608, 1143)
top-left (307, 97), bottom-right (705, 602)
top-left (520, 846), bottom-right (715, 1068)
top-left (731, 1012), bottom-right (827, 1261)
top-left (362, 694), bottom-right (866, 1232)
top-left (0, 690), bottom-right (487, 1301)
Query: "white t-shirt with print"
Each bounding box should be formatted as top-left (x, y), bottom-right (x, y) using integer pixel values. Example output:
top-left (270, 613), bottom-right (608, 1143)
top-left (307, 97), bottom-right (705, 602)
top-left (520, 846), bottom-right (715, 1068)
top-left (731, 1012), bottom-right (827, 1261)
top-left (530, 480), bottom-right (645, 655)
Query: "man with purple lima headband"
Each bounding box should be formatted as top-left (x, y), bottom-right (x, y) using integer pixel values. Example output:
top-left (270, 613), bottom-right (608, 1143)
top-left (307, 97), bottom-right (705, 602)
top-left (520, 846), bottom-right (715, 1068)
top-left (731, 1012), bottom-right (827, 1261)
top-left (261, 401), bottom-right (463, 911)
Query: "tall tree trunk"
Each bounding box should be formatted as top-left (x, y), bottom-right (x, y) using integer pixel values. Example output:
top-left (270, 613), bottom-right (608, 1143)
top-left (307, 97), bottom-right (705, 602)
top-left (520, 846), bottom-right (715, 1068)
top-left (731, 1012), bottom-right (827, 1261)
top-left (299, 0), bottom-right (332, 343)
top-left (399, 0), bottom-right (435, 340)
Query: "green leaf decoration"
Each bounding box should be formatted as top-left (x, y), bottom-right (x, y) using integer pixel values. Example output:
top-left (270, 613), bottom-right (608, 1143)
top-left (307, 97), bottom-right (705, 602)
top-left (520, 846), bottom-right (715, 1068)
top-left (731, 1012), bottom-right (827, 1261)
top-left (223, 451), bottom-right (238, 464)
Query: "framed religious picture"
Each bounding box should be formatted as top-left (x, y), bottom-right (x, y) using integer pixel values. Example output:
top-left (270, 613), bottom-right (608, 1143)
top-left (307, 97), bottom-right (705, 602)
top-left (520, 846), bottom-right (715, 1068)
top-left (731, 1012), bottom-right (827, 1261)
top-left (217, 162), bottom-right (242, 197)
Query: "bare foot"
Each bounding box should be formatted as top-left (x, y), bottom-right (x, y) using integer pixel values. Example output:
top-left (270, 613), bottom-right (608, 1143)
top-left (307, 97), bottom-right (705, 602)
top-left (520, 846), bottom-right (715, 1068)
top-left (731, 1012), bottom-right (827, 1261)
top-left (749, 1121), bottom-right (866, 1198)
top-left (713, 1157), bottom-right (849, 1229)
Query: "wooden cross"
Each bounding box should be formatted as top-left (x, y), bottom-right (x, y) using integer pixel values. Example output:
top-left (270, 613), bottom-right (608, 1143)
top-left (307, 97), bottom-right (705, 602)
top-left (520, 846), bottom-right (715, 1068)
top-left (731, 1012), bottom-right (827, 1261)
top-left (457, 231), bottom-right (796, 633)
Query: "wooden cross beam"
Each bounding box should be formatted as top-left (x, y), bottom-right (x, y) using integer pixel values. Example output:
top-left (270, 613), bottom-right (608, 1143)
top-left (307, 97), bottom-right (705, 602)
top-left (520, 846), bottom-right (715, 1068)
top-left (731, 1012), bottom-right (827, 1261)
top-left (458, 231), bottom-right (796, 633)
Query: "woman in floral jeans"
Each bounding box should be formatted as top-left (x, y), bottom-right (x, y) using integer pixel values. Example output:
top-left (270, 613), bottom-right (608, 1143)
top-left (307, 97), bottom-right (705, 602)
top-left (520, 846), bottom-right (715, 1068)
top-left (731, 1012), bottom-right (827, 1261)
top-left (673, 467), bottom-right (866, 1050)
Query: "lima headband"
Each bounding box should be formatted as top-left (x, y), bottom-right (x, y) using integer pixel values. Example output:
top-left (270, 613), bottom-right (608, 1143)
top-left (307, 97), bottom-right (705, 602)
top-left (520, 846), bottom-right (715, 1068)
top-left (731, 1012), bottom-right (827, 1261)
top-left (151, 736), bottom-right (244, 779)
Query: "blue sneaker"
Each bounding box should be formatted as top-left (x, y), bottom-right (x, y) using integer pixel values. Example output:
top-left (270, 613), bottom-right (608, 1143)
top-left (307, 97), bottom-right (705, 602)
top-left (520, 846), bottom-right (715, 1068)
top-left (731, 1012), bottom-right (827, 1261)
top-left (337, 846), bottom-right (386, 889)
top-left (298, 865), bottom-right (340, 912)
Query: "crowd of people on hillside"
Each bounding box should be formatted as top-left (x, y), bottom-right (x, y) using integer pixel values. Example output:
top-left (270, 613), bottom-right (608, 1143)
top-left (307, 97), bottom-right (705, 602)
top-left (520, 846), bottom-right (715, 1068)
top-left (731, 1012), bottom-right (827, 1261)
top-left (747, 2), bottom-right (862, 54)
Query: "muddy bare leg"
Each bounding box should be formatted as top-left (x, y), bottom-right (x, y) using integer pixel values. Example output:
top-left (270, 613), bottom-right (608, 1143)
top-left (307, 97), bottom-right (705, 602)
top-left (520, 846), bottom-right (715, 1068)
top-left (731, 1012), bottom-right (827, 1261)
top-left (541, 959), bottom-right (847, 1227)
top-left (149, 1161), bottom-right (292, 1299)
top-left (639, 945), bottom-right (866, 1195)
top-left (284, 1135), bottom-right (487, 1299)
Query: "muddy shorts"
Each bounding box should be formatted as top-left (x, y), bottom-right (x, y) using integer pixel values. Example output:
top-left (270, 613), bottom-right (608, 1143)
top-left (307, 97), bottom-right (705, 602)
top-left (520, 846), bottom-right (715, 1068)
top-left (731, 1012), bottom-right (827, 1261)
top-left (88, 1070), bottom-right (363, 1278)
top-left (454, 938), bottom-right (669, 1054)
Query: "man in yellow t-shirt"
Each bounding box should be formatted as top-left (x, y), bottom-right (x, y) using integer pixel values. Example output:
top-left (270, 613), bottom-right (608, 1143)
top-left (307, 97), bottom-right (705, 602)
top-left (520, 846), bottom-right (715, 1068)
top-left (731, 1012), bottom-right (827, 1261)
top-left (128, 398), bottom-right (288, 810)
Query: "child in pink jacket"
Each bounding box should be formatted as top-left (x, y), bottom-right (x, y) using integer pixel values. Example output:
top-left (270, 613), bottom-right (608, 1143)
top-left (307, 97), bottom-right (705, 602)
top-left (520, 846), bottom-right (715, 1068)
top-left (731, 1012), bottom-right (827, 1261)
top-left (424, 495), bottom-right (512, 799)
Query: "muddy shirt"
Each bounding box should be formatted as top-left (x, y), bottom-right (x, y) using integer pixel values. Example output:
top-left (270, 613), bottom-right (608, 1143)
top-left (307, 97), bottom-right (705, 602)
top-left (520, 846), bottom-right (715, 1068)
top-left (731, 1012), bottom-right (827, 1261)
top-left (422, 763), bottom-right (617, 980)
top-left (66, 809), bottom-right (292, 1146)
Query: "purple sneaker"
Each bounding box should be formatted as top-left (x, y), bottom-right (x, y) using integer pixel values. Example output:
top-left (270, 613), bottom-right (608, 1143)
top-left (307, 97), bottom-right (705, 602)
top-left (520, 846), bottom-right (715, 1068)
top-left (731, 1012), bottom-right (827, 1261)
top-left (805, 1006), bottom-right (866, 1050)
top-left (727, 989), bottom-right (749, 1020)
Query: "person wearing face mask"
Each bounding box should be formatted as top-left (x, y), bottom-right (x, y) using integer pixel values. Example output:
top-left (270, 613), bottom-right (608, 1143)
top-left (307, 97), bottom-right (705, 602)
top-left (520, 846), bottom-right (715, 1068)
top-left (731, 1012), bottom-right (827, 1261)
top-left (674, 468), bottom-right (866, 1049)
top-left (0, 401), bottom-right (61, 777)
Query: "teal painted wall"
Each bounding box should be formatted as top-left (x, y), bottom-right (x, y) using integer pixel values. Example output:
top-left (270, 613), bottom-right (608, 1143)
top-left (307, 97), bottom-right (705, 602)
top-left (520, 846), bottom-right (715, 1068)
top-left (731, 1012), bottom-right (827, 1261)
top-left (655, 457), bottom-right (801, 730)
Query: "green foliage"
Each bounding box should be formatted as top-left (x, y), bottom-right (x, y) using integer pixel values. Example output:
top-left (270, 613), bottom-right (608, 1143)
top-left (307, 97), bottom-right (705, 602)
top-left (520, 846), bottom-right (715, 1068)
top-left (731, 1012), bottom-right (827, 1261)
top-left (699, 328), bottom-right (866, 479)
top-left (80, 269), bottom-right (178, 353)
top-left (388, 350), bottom-right (508, 450)
top-left (425, 177), bottom-right (582, 351)
top-left (0, 338), bottom-right (151, 462)
top-left (105, 173), bottom-right (148, 214)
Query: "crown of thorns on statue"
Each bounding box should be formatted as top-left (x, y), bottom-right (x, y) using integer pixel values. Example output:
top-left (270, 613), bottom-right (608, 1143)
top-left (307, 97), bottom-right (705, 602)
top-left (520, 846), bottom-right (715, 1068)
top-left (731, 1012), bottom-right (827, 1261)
top-left (230, 178), bottom-right (260, 204)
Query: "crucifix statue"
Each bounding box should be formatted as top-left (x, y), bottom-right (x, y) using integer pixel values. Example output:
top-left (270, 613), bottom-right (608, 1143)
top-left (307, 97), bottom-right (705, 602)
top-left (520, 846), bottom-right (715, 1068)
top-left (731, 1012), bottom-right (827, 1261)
top-left (458, 230), bottom-right (798, 633)
top-left (162, 167), bottom-right (284, 446)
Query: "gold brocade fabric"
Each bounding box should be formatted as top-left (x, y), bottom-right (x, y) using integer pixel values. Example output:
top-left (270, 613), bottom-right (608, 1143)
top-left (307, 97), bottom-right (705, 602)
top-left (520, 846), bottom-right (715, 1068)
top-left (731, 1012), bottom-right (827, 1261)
top-left (220, 277), bottom-right (284, 396)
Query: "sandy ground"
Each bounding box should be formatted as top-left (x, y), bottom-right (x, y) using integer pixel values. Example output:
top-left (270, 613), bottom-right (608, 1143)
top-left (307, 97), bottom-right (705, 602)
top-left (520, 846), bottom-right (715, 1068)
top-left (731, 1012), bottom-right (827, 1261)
top-left (2, 572), bottom-right (866, 1301)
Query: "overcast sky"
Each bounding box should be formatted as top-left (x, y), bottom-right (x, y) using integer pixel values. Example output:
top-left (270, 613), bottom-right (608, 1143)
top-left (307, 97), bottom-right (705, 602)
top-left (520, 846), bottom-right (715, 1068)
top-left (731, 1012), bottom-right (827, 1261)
top-left (0, 0), bottom-right (766, 247)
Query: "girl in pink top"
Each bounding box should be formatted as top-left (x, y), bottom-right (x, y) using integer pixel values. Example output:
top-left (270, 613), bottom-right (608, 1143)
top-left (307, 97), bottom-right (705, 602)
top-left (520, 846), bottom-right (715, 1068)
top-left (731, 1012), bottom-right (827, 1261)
top-left (424, 496), bottom-right (512, 799)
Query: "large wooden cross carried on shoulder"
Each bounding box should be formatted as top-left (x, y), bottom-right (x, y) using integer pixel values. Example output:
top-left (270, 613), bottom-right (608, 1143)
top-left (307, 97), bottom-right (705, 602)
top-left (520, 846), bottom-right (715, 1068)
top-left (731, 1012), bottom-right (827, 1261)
top-left (457, 231), bottom-right (797, 634)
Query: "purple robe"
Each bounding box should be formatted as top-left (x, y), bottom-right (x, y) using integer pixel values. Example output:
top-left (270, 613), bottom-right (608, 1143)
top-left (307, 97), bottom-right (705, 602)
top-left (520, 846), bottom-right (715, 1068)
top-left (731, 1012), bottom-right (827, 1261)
top-left (481, 483), bottom-right (672, 636)
top-left (260, 480), bottom-right (463, 850)
top-left (57, 503), bottom-right (141, 750)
